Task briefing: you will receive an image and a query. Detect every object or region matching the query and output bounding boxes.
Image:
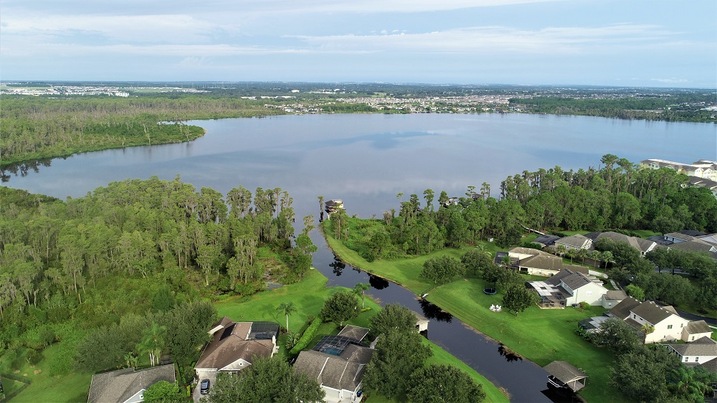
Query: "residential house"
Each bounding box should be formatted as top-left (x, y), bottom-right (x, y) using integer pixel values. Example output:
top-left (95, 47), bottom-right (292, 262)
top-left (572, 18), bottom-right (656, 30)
top-left (506, 247), bottom-right (577, 276)
top-left (195, 318), bottom-right (279, 381)
top-left (600, 290), bottom-right (627, 309)
top-left (682, 320), bottom-right (714, 342)
top-left (609, 298), bottom-right (691, 343)
top-left (640, 159), bottom-right (717, 181)
top-left (664, 336), bottom-right (717, 372)
top-left (554, 234), bottom-right (593, 251)
top-left (87, 363), bottom-right (176, 403)
top-left (528, 269), bottom-right (608, 308)
top-left (591, 231), bottom-right (657, 256)
top-left (293, 325), bottom-right (373, 403)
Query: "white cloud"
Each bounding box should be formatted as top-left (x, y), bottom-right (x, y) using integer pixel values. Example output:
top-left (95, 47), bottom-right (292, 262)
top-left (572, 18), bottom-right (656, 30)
top-left (293, 24), bottom-right (681, 55)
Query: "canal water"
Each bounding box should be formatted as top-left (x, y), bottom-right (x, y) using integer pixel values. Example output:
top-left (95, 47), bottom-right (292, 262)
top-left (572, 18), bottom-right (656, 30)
top-left (4, 113), bottom-right (715, 402)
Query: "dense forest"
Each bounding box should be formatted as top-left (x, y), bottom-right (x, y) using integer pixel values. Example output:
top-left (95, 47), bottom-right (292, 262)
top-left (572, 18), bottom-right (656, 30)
top-left (328, 155), bottom-right (717, 311)
top-left (0, 96), bottom-right (281, 168)
top-left (0, 178), bottom-right (315, 383)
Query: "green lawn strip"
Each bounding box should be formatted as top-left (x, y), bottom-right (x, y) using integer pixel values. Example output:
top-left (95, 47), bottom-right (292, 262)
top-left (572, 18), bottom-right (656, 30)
top-left (324, 231), bottom-right (629, 402)
top-left (423, 339), bottom-right (510, 403)
top-left (11, 342), bottom-right (92, 403)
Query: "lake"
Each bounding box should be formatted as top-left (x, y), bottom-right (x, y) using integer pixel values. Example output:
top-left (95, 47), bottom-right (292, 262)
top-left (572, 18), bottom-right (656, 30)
top-left (4, 113), bottom-right (716, 401)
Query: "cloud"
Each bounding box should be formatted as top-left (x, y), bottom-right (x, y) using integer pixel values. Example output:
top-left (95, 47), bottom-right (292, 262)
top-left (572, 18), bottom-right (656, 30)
top-left (293, 24), bottom-right (682, 55)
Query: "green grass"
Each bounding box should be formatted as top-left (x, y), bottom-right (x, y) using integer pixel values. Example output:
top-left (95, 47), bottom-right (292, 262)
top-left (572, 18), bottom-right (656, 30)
top-left (10, 343), bottom-right (92, 403)
top-left (324, 229), bottom-right (630, 403)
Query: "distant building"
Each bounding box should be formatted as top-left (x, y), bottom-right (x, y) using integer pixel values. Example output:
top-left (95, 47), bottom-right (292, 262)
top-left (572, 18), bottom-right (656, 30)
top-left (640, 158), bottom-right (717, 181)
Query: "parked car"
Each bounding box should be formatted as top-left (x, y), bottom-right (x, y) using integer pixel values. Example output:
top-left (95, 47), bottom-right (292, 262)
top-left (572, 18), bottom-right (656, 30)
top-left (200, 379), bottom-right (210, 395)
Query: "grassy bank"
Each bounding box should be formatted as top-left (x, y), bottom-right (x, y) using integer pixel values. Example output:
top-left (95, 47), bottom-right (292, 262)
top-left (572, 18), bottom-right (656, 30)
top-left (323, 228), bottom-right (628, 403)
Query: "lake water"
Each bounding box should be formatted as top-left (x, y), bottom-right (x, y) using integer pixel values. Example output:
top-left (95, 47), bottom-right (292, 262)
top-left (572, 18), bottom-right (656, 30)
top-left (4, 113), bottom-right (716, 401)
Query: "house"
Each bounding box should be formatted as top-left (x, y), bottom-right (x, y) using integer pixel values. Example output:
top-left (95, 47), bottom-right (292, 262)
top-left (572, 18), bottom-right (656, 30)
top-left (87, 363), bottom-right (176, 403)
top-left (591, 231), bottom-right (657, 256)
top-left (600, 290), bottom-right (627, 309)
top-left (528, 269), bottom-right (608, 308)
top-left (293, 325), bottom-right (373, 403)
top-left (664, 336), bottom-right (717, 371)
top-left (609, 298), bottom-right (693, 343)
top-left (506, 247), bottom-right (570, 276)
top-left (640, 159), bottom-right (717, 181)
top-left (682, 320), bottom-right (714, 342)
top-left (544, 361), bottom-right (587, 392)
top-left (554, 234), bottom-right (593, 251)
top-left (325, 200), bottom-right (345, 217)
top-left (195, 318), bottom-right (279, 381)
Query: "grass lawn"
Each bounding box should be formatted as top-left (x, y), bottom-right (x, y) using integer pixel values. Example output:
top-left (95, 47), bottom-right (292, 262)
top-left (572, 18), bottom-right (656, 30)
top-left (10, 342), bottom-right (92, 403)
top-left (324, 230), bottom-right (630, 402)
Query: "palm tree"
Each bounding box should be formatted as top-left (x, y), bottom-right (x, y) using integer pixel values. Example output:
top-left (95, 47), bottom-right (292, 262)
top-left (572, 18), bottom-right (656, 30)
top-left (138, 323), bottom-right (166, 366)
top-left (669, 365), bottom-right (711, 402)
top-left (353, 283), bottom-right (370, 309)
top-left (277, 302), bottom-right (296, 332)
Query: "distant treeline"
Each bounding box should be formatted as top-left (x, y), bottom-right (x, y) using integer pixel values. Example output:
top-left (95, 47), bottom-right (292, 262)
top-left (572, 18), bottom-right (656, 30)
top-left (509, 94), bottom-right (716, 122)
top-left (0, 95), bottom-right (282, 167)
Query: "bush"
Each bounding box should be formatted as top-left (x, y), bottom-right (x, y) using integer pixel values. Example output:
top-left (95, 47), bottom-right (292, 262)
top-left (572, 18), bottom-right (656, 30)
top-left (289, 318), bottom-right (322, 355)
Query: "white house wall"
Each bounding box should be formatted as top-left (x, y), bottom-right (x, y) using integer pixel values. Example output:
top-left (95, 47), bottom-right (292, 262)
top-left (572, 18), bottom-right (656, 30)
top-left (643, 315), bottom-right (689, 343)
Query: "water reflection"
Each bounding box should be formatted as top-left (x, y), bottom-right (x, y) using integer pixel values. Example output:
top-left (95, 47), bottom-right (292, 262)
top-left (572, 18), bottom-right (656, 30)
top-left (1, 159), bottom-right (54, 182)
top-left (541, 384), bottom-right (587, 403)
top-left (329, 256), bottom-right (345, 276)
top-left (498, 343), bottom-right (523, 362)
top-left (418, 298), bottom-right (453, 322)
top-left (368, 274), bottom-right (390, 290)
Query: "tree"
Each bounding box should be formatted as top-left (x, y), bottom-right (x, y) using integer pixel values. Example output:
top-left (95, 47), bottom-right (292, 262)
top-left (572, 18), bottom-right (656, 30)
top-left (207, 356), bottom-right (324, 403)
top-left (669, 366), bottom-right (717, 403)
top-left (363, 329), bottom-right (432, 399)
top-left (352, 283), bottom-right (370, 309)
top-left (319, 291), bottom-right (359, 327)
top-left (501, 283), bottom-right (538, 315)
top-left (137, 322), bottom-right (167, 366)
top-left (406, 365), bottom-right (485, 403)
top-left (369, 304), bottom-right (416, 337)
top-left (143, 380), bottom-right (183, 402)
top-left (461, 248), bottom-right (494, 279)
top-left (277, 302), bottom-right (296, 332)
top-left (420, 256), bottom-right (464, 286)
top-left (590, 318), bottom-right (641, 354)
top-left (611, 346), bottom-right (680, 402)
top-left (624, 284), bottom-right (645, 301)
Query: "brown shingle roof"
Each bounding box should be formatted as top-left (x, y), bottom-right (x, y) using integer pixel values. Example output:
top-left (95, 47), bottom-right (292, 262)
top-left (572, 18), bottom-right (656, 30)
top-left (195, 321), bottom-right (276, 370)
top-left (87, 364), bottom-right (176, 403)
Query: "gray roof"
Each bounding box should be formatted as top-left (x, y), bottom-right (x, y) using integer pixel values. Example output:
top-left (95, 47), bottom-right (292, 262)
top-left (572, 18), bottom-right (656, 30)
top-left (555, 234), bottom-right (591, 249)
top-left (666, 337), bottom-right (717, 357)
top-left (631, 301), bottom-right (674, 325)
top-left (546, 269), bottom-right (592, 291)
top-left (609, 297), bottom-right (641, 320)
top-left (604, 290), bottom-right (627, 301)
top-left (684, 320), bottom-right (713, 335)
top-left (337, 325), bottom-right (370, 342)
top-left (87, 364), bottom-right (176, 403)
top-left (670, 239), bottom-right (716, 253)
top-left (596, 231), bottom-right (655, 253)
top-left (544, 361), bottom-right (587, 383)
top-left (294, 346), bottom-right (374, 393)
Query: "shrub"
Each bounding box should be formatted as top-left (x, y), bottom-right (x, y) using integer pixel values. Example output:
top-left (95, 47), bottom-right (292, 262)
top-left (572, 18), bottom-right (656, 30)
top-left (289, 318), bottom-right (322, 355)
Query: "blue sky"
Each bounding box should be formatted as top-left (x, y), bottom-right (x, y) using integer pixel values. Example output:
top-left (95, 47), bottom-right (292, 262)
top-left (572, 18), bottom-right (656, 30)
top-left (1, 0), bottom-right (716, 88)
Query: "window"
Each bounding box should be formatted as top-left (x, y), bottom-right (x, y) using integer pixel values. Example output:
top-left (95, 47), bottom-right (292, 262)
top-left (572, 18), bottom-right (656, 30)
top-left (667, 325), bottom-right (673, 330)
top-left (695, 357), bottom-right (699, 362)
